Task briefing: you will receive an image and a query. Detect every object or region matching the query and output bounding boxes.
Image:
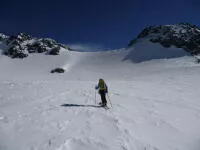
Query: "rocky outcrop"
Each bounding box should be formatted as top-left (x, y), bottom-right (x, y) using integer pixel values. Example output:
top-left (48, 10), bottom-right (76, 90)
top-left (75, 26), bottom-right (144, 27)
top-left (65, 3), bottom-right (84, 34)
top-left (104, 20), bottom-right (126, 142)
top-left (0, 33), bottom-right (70, 58)
top-left (128, 23), bottom-right (200, 56)
top-left (51, 68), bottom-right (65, 73)
top-left (0, 33), bottom-right (8, 41)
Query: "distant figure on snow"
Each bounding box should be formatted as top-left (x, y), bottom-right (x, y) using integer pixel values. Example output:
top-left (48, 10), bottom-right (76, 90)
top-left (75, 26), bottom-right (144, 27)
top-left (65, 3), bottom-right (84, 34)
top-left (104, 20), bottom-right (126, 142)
top-left (95, 79), bottom-right (108, 107)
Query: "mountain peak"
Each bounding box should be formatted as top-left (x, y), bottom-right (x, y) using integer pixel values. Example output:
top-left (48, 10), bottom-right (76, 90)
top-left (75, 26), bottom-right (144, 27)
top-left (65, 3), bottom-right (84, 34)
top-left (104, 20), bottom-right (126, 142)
top-left (0, 33), bottom-right (70, 58)
top-left (129, 23), bottom-right (200, 56)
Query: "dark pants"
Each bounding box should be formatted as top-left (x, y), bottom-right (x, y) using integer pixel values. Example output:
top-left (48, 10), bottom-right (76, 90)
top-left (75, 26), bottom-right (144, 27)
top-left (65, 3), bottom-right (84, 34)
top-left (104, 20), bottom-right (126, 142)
top-left (99, 90), bottom-right (107, 104)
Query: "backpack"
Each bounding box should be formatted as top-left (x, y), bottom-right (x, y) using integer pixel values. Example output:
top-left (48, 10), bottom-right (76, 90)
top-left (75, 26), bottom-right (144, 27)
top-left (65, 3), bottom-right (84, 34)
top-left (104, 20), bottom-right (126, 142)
top-left (98, 80), bottom-right (108, 93)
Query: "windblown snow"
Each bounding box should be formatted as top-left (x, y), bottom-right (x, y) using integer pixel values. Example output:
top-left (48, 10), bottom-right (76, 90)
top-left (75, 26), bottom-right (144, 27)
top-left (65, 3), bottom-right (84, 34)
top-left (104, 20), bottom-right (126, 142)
top-left (0, 42), bottom-right (200, 150)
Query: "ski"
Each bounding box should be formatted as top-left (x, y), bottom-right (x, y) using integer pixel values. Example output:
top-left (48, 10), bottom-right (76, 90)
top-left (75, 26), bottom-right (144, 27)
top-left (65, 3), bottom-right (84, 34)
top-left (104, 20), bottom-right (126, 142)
top-left (98, 102), bottom-right (110, 110)
top-left (103, 106), bottom-right (110, 110)
top-left (99, 105), bottom-right (109, 110)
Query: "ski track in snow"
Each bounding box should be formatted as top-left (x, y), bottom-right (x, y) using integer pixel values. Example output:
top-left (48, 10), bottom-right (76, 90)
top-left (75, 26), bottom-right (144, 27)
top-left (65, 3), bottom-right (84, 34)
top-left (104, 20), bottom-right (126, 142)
top-left (0, 50), bottom-right (200, 150)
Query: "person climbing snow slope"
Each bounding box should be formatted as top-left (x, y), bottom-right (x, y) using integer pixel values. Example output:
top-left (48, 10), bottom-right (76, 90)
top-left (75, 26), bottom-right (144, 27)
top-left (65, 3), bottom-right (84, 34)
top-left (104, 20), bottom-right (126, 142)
top-left (95, 79), bottom-right (108, 107)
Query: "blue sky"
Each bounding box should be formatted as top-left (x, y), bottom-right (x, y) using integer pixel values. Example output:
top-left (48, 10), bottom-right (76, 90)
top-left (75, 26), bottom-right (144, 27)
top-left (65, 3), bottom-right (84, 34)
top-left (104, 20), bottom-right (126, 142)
top-left (0, 0), bottom-right (200, 49)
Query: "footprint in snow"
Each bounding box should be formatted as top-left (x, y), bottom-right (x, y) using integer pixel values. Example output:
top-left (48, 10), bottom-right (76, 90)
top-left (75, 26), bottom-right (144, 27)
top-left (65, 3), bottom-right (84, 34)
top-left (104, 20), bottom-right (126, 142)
top-left (57, 137), bottom-right (109, 150)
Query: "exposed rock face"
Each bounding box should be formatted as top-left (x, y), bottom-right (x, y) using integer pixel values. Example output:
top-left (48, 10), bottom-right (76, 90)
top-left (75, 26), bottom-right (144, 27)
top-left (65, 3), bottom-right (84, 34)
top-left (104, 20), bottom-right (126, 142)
top-left (0, 33), bottom-right (70, 58)
top-left (51, 68), bottom-right (65, 73)
top-left (5, 45), bottom-right (28, 58)
top-left (0, 33), bottom-right (8, 41)
top-left (128, 23), bottom-right (200, 55)
top-left (48, 46), bottom-right (61, 55)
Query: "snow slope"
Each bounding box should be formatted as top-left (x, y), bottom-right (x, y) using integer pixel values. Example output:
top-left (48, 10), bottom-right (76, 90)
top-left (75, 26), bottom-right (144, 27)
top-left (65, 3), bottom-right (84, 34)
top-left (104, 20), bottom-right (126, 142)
top-left (0, 41), bottom-right (7, 53)
top-left (125, 39), bottom-right (190, 62)
top-left (0, 46), bottom-right (200, 150)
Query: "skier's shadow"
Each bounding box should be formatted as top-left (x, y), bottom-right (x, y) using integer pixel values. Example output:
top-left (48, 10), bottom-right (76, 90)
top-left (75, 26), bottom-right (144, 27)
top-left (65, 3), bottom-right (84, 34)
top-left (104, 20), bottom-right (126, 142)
top-left (61, 104), bottom-right (101, 108)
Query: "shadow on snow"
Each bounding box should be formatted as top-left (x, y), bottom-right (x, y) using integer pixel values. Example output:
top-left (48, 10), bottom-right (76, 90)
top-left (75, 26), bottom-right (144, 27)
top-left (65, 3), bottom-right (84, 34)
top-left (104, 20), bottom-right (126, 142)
top-left (61, 104), bottom-right (101, 108)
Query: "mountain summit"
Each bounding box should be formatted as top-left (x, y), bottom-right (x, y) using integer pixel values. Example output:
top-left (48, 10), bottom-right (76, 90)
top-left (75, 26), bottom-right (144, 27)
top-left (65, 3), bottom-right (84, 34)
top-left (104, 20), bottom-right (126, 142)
top-left (0, 33), bottom-right (70, 58)
top-left (129, 23), bottom-right (200, 56)
top-left (1, 23), bottom-right (200, 63)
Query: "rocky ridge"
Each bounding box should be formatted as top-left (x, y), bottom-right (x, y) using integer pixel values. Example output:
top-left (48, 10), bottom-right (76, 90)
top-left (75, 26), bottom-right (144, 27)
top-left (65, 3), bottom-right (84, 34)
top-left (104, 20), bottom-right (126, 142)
top-left (0, 33), bottom-right (70, 58)
top-left (128, 23), bottom-right (200, 56)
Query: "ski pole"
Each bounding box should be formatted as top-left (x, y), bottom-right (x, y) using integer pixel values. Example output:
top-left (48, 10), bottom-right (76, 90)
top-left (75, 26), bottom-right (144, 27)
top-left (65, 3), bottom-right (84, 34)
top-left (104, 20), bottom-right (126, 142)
top-left (107, 93), bottom-right (113, 108)
top-left (95, 90), bottom-right (97, 104)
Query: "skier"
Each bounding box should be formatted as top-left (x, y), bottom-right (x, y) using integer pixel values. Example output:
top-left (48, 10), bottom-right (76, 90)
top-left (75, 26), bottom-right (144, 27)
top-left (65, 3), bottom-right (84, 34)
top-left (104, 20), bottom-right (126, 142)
top-left (95, 79), bottom-right (108, 107)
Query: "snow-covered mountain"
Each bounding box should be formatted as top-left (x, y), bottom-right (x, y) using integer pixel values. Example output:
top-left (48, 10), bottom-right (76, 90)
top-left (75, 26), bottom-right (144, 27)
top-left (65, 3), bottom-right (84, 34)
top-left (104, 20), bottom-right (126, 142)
top-left (0, 33), bottom-right (70, 58)
top-left (1, 23), bottom-right (200, 63)
top-left (128, 23), bottom-right (200, 57)
top-left (1, 24), bottom-right (200, 150)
